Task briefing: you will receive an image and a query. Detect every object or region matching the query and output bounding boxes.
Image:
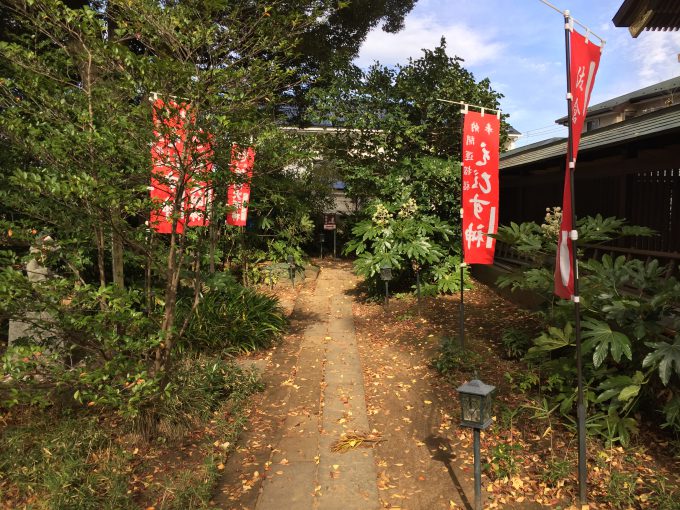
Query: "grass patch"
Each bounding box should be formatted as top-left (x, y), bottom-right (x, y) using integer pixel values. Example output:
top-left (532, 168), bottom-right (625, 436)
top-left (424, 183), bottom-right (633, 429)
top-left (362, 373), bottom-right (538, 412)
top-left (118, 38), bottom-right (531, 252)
top-left (1, 356), bottom-right (264, 510)
top-left (0, 414), bottom-right (134, 509)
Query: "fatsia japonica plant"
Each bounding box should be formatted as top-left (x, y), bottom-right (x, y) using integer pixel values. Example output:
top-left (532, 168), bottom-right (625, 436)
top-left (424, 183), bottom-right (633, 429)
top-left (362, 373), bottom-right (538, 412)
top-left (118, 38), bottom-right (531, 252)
top-left (494, 208), bottom-right (680, 445)
top-left (344, 197), bottom-right (463, 295)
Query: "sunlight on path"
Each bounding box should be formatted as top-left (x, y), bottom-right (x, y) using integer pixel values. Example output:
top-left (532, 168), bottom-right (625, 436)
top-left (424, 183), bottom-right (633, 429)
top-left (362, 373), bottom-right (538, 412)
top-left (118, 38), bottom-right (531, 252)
top-left (215, 264), bottom-right (380, 509)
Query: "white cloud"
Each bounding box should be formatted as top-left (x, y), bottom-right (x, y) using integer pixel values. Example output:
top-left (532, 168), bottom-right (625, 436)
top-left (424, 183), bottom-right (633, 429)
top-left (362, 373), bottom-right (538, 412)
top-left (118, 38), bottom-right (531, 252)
top-left (630, 31), bottom-right (680, 86)
top-left (354, 14), bottom-right (505, 69)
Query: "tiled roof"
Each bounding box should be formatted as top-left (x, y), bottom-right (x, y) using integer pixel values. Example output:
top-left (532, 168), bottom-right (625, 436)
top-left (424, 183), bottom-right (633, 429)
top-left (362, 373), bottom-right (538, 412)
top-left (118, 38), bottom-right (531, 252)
top-left (500, 103), bottom-right (680, 169)
top-left (555, 76), bottom-right (680, 124)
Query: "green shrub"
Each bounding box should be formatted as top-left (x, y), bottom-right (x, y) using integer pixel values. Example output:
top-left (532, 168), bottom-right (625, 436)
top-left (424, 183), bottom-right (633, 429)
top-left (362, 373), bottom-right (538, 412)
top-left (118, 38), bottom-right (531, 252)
top-left (431, 338), bottom-right (480, 377)
top-left (180, 273), bottom-right (286, 354)
top-left (540, 456), bottom-right (571, 487)
top-left (501, 328), bottom-right (533, 359)
top-left (484, 442), bottom-right (523, 480)
top-left (495, 213), bottom-right (680, 443)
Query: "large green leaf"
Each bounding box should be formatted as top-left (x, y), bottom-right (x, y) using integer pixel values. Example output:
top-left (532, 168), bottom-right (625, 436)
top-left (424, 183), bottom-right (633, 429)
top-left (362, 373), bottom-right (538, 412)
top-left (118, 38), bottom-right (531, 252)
top-left (643, 337), bottom-right (680, 385)
top-left (526, 323), bottom-right (573, 358)
top-left (581, 318), bottom-right (631, 367)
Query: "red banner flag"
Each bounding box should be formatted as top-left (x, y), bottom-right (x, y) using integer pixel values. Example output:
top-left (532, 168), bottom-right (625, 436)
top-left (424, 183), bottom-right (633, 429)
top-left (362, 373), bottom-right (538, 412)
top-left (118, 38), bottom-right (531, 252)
top-left (227, 145), bottom-right (255, 227)
top-left (150, 99), bottom-right (188, 234)
top-left (150, 99), bottom-right (214, 233)
top-left (555, 30), bottom-right (602, 299)
top-left (461, 110), bottom-right (500, 264)
top-left (185, 134), bottom-right (214, 228)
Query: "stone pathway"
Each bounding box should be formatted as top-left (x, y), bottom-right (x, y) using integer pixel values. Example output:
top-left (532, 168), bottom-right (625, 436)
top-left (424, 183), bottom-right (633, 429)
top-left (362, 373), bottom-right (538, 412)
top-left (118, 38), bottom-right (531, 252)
top-left (215, 264), bottom-right (379, 509)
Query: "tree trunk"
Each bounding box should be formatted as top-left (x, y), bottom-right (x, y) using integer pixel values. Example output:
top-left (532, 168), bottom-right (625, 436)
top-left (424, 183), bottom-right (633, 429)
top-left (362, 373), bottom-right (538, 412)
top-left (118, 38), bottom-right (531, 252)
top-left (95, 225), bottom-right (106, 288)
top-left (111, 217), bottom-right (125, 288)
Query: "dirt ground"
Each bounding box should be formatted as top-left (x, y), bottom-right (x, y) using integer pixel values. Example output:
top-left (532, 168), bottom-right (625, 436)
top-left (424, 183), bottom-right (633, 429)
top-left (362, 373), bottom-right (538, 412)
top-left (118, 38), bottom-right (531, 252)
top-left (351, 273), bottom-right (680, 510)
top-left (214, 259), bottom-right (680, 509)
top-left (353, 279), bottom-right (547, 509)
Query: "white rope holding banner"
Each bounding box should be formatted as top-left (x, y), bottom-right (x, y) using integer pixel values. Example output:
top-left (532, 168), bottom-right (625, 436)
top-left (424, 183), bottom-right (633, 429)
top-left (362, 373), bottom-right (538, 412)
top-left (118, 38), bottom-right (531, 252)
top-left (538, 0), bottom-right (606, 45)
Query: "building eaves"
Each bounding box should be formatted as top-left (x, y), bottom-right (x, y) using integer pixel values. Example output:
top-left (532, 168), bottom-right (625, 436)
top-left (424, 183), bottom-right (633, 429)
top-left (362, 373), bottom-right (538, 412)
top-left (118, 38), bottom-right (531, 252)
top-left (613, 0), bottom-right (680, 37)
top-left (501, 103), bottom-right (680, 170)
top-left (502, 137), bottom-right (566, 158)
top-left (555, 75), bottom-right (680, 125)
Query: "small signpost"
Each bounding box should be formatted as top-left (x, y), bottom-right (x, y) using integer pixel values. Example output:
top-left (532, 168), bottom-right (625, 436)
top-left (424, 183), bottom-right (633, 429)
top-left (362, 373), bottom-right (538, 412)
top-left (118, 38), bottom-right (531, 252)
top-left (324, 213), bottom-right (337, 258)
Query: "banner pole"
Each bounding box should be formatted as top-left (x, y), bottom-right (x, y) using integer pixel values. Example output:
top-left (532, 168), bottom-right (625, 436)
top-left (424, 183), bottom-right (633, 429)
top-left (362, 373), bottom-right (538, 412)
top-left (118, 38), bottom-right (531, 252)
top-left (459, 108), bottom-right (466, 349)
top-left (564, 11), bottom-right (587, 506)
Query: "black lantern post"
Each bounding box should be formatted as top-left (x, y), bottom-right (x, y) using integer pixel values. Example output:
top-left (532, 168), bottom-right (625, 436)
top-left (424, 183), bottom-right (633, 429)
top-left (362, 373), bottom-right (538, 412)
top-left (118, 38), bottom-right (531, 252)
top-left (287, 255), bottom-right (296, 287)
top-left (456, 378), bottom-right (496, 510)
top-left (318, 232), bottom-right (325, 259)
top-left (379, 263), bottom-right (392, 307)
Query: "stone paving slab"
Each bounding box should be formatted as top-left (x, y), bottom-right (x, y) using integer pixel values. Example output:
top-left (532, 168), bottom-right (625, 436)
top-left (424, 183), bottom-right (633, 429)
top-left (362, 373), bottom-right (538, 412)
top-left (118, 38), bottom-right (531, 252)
top-left (214, 264), bottom-right (379, 509)
top-left (253, 266), bottom-right (379, 510)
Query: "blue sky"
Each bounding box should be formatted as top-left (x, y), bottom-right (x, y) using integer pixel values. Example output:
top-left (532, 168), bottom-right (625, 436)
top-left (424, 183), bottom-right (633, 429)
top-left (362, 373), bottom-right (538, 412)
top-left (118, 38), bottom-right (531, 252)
top-left (354, 0), bottom-right (680, 147)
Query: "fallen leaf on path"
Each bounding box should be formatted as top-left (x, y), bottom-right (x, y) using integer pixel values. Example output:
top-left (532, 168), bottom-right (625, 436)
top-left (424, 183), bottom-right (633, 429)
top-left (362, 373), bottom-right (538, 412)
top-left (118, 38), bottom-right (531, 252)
top-left (331, 431), bottom-right (384, 453)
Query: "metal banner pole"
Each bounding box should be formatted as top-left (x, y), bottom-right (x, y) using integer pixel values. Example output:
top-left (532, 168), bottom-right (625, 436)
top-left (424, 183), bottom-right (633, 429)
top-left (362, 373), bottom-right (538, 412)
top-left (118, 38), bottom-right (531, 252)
top-left (459, 109), bottom-right (467, 349)
top-left (473, 428), bottom-right (482, 510)
top-left (416, 268), bottom-right (421, 313)
top-left (564, 11), bottom-right (587, 506)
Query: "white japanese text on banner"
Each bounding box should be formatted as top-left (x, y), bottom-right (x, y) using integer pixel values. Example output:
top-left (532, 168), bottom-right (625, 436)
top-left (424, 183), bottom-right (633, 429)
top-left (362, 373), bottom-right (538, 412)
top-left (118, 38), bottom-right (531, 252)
top-left (461, 110), bottom-right (500, 265)
top-left (227, 145), bottom-right (255, 227)
top-left (554, 30), bottom-right (602, 300)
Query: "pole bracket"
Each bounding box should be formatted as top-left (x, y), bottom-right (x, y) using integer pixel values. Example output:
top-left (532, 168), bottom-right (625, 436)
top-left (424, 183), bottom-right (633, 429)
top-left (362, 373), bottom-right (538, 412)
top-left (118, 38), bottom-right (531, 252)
top-left (570, 230), bottom-right (578, 241)
top-left (572, 295), bottom-right (580, 303)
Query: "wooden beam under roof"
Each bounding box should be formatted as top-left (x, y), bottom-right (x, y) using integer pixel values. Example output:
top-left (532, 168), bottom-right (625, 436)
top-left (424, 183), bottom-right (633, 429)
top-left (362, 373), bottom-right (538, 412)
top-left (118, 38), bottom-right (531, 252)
top-left (613, 0), bottom-right (680, 37)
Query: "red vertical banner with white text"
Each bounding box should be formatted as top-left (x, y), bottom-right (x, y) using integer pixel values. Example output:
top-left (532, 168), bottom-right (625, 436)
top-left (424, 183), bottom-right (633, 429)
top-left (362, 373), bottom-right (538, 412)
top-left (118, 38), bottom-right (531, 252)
top-left (461, 110), bottom-right (500, 264)
top-left (150, 99), bottom-right (215, 233)
top-left (185, 134), bottom-right (214, 228)
top-left (554, 31), bottom-right (602, 299)
top-left (150, 99), bottom-right (188, 234)
top-left (227, 145), bottom-right (255, 227)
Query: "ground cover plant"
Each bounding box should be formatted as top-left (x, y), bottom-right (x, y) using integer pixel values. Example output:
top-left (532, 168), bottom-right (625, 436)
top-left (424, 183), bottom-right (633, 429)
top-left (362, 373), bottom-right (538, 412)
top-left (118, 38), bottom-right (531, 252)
top-left (352, 274), bottom-right (680, 508)
top-left (493, 209), bottom-right (680, 448)
top-left (0, 356), bottom-right (263, 509)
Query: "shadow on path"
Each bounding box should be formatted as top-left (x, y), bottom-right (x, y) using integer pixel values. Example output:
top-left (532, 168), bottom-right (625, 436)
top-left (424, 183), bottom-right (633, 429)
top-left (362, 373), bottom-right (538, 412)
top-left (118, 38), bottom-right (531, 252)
top-left (424, 434), bottom-right (473, 510)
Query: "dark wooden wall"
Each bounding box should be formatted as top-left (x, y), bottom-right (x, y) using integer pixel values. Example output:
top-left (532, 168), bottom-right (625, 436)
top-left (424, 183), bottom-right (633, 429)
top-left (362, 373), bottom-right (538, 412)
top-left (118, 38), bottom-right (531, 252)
top-left (499, 131), bottom-right (680, 257)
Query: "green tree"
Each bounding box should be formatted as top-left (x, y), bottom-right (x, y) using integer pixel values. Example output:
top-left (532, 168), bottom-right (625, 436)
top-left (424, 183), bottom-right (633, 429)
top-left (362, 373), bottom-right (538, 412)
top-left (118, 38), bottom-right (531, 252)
top-left (310, 39), bottom-right (505, 292)
top-left (0, 0), bottom-right (332, 425)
